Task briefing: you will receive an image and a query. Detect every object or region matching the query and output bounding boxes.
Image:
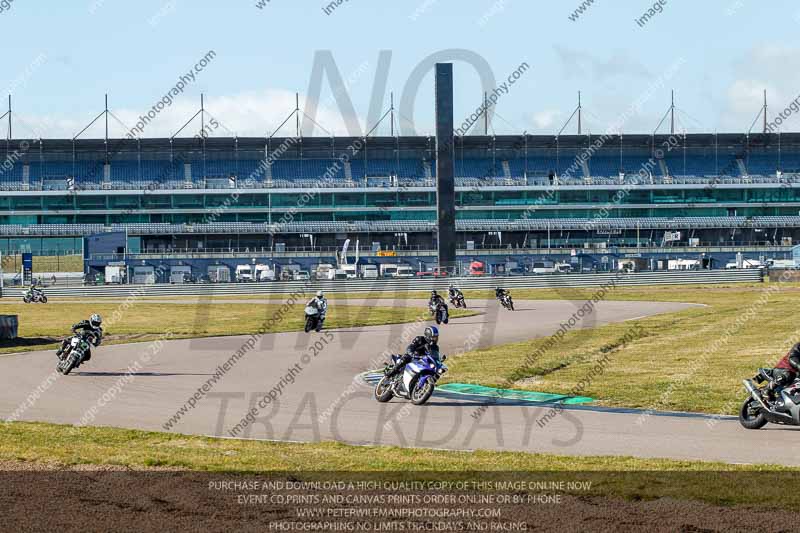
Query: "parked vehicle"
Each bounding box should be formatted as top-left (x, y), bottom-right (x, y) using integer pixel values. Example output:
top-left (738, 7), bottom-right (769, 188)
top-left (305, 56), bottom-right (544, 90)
top-left (255, 264), bottom-right (276, 281)
top-left (532, 261), bottom-right (557, 274)
top-left (360, 264), bottom-right (379, 279)
top-left (374, 350), bottom-right (448, 406)
top-left (132, 266), bottom-right (156, 284)
top-left (380, 264), bottom-right (399, 278)
top-left (669, 259), bottom-right (701, 271)
top-left (334, 269), bottom-right (349, 281)
top-left (468, 261), bottom-right (486, 276)
top-left (339, 264), bottom-right (357, 279)
top-left (314, 263), bottom-right (335, 281)
top-left (739, 370), bottom-right (800, 429)
top-left (554, 262), bottom-right (573, 274)
top-left (235, 264), bottom-right (253, 282)
top-left (293, 270), bottom-right (311, 281)
top-left (170, 266), bottom-right (193, 284)
top-left (207, 265), bottom-right (231, 283)
top-left (396, 265), bottom-right (415, 278)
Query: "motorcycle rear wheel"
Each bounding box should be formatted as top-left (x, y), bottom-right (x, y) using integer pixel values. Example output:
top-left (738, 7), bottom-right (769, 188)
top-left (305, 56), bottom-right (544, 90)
top-left (738, 397), bottom-right (768, 429)
top-left (374, 376), bottom-right (394, 402)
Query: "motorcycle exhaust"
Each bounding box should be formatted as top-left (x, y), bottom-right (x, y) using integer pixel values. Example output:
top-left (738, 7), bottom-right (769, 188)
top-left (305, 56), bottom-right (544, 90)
top-left (743, 379), bottom-right (770, 411)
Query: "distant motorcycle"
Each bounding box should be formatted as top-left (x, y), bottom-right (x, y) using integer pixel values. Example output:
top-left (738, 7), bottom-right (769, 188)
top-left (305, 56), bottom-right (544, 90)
top-left (304, 304), bottom-right (324, 333)
top-left (740, 370), bottom-right (800, 429)
top-left (430, 301), bottom-right (449, 325)
top-left (375, 350), bottom-right (448, 406)
top-left (23, 288), bottom-right (47, 304)
top-left (499, 294), bottom-right (515, 311)
top-left (449, 293), bottom-right (466, 309)
top-left (56, 332), bottom-right (96, 375)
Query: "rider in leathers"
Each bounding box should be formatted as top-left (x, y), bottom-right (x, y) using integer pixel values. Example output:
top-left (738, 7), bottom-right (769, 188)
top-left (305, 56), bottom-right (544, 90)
top-left (755, 342), bottom-right (800, 400)
top-left (56, 314), bottom-right (103, 362)
top-left (307, 290), bottom-right (328, 325)
top-left (386, 326), bottom-right (440, 378)
top-left (428, 291), bottom-right (447, 313)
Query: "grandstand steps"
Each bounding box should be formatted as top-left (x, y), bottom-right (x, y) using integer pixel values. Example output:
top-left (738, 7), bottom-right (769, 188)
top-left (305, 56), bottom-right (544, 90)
top-left (737, 158), bottom-right (748, 178)
top-left (344, 160), bottom-right (353, 182)
top-left (580, 159), bottom-right (590, 178)
top-left (659, 160), bottom-right (669, 177)
top-left (502, 160), bottom-right (512, 180)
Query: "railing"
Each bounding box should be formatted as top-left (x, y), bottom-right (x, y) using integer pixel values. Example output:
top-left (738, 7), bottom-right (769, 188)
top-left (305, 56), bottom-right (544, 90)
top-left (3, 173), bottom-right (800, 192)
top-left (0, 269), bottom-right (764, 298)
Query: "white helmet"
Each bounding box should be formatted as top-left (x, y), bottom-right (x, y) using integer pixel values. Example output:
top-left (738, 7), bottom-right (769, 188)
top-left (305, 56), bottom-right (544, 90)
top-left (316, 290), bottom-right (324, 298)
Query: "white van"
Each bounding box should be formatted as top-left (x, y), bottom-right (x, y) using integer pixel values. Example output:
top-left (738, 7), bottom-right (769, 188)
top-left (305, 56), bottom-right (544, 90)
top-left (532, 261), bottom-right (556, 274)
top-left (315, 263), bottom-right (335, 281)
top-left (132, 266), bottom-right (156, 284)
top-left (255, 264), bottom-right (276, 281)
top-left (170, 265), bottom-right (192, 284)
top-left (235, 264), bottom-right (253, 282)
top-left (339, 264), bottom-right (357, 279)
top-left (360, 264), bottom-right (379, 279)
top-left (396, 265), bottom-right (415, 278)
top-left (380, 264), bottom-right (399, 278)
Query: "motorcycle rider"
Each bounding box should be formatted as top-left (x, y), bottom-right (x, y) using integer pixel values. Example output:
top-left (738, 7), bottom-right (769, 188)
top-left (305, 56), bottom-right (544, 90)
top-left (495, 287), bottom-right (509, 301)
top-left (56, 314), bottom-right (103, 362)
top-left (28, 279), bottom-right (45, 299)
top-left (448, 284), bottom-right (463, 303)
top-left (307, 290), bottom-right (328, 324)
top-left (429, 290), bottom-right (446, 311)
top-left (755, 342), bottom-right (800, 401)
top-left (386, 326), bottom-right (440, 378)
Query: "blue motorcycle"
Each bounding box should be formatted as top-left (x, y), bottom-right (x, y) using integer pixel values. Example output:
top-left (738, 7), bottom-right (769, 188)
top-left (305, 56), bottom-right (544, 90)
top-left (375, 350), bottom-right (448, 405)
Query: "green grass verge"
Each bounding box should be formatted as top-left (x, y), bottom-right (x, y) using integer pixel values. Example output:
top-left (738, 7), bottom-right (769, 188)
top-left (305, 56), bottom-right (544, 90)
top-left (1, 421), bottom-right (796, 508)
top-left (444, 282), bottom-right (798, 415)
top-left (0, 301), bottom-right (474, 355)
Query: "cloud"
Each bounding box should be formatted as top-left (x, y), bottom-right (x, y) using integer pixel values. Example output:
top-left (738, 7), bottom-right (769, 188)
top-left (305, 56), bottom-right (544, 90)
top-left (12, 89), bottom-right (366, 139)
top-left (553, 46), bottom-right (651, 81)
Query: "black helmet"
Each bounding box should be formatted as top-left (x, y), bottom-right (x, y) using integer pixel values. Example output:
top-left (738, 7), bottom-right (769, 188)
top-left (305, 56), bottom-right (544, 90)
top-left (431, 290), bottom-right (438, 296)
top-left (424, 326), bottom-right (439, 344)
top-left (90, 314), bottom-right (102, 328)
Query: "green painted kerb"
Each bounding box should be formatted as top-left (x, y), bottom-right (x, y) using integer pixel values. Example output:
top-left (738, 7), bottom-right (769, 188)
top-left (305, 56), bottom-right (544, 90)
top-left (439, 383), bottom-right (594, 404)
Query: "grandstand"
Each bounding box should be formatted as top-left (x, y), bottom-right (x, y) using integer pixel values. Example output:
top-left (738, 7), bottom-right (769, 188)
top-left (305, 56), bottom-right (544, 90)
top-left (2, 132), bottom-right (800, 272)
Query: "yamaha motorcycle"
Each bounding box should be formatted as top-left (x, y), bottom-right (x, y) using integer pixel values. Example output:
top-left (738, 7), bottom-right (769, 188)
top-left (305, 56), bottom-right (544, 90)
top-left (429, 301), bottom-right (449, 325)
top-left (739, 369), bottom-right (800, 429)
top-left (56, 332), bottom-right (96, 375)
top-left (375, 351), bottom-right (448, 406)
top-left (304, 304), bottom-right (324, 333)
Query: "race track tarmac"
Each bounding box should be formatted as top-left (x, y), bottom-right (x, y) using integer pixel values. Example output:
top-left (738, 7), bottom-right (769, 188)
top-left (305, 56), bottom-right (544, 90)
top-left (2, 297), bottom-right (796, 466)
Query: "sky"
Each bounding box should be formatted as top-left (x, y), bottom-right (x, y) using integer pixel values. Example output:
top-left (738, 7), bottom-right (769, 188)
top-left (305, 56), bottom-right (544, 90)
top-left (1, 0), bottom-right (799, 139)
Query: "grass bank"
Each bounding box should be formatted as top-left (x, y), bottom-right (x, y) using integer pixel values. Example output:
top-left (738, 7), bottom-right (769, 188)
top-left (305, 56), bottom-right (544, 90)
top-left (0, 421), bottom-right (796, 508)
top-left (442, 282), bottom-right (797, 414)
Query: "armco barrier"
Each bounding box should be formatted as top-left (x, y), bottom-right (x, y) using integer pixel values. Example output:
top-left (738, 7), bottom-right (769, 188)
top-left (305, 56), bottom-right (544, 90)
top-left (1, 269), bottom-right (762, 298)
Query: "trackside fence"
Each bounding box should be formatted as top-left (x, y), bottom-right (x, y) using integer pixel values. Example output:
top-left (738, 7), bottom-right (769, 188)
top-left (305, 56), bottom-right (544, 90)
top-left (0, 269), bottom-right (763, 298)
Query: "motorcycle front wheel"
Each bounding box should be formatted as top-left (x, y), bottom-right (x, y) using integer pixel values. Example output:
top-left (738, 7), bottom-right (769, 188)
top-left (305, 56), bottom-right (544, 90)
top-left (410, 377), bottom-right (435, 405)
top-left (304, 317), bottom-right (314, 333)
top-left (41, 296), bottom-right (48, 303)
top-left (738, 397), bottom-right (768, 429)
top-left (374, 376), bottom-right (394, 402)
